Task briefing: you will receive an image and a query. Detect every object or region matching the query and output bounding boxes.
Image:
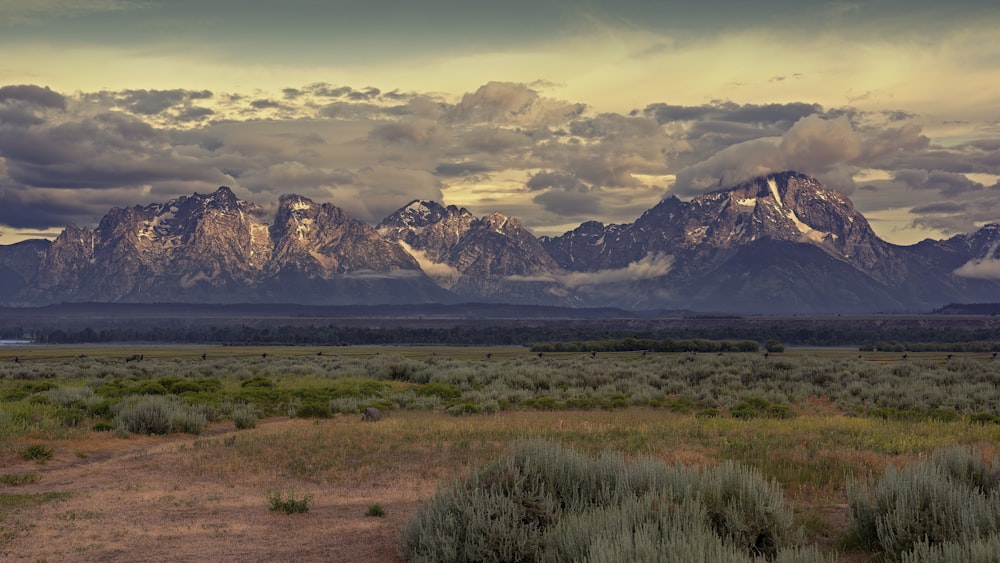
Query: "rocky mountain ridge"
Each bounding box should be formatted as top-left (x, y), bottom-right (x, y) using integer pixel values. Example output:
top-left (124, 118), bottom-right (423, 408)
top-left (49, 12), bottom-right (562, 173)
top-left (2, 171), bottom-right (999, 313)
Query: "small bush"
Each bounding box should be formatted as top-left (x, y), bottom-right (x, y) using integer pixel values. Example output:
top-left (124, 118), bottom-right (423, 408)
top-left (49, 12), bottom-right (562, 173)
top-left (293, 401), bottom-right (331, 419)
top-left (266, 490), bottom-right (312, 514)
top-left (402, 439), bottom-right (797, 562)
top-left (847, 445), bottom-right (1000, 559)
top-left (92, 421), bottom-right (114, 432)
top-left (241, 376), bottom-right (275, 389)
top-left (731, 397), bottom-right (794, 420)
top-left (365, 503), bottom-right (386, 518)
top-left (113, 396), bottom-right (206, 435)
top-left (902, 534), bottom-right (1000, 563)
top-left (22, 443), bottom-right (54, 461)
top-left (1, 473), bottom-right (40, 486)
top-left (415, 382), bottom-right (461, 400)
top-left (170, 407), bottom-right (207, 435)
top-left (114, 396), bottom-right (172, 435)
top-left (232, 404), bottom-right (257, 429)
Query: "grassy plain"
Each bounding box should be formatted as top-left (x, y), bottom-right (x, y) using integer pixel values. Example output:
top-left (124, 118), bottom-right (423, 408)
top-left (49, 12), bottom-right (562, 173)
top-left (2, 346), bottom-right (1000, 560)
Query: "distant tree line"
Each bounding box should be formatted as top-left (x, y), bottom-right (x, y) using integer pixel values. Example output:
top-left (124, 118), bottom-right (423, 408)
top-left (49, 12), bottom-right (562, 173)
top-left (860, 341), bottom-right (1000, 353)
top-left (16, 319), bottom-right (1000, 347)
top-left (531, 338), bottom-right (759, 353)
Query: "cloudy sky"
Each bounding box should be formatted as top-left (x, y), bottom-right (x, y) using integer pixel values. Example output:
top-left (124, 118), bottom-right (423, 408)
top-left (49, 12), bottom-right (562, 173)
top-left (0, 0), bottom-right (998, 246)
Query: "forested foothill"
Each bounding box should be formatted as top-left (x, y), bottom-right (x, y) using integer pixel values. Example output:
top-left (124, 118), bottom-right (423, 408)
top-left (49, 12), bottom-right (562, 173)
top-left (2, 303), bottom-right (1000, 349)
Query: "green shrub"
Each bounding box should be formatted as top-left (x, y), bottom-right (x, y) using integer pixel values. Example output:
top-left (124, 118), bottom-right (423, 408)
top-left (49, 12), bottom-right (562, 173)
top-left (0, 472), bottom-right (39, 486)
top-left (113, 395), bottom-right (205, 435)
top-left (133, 381), bottom-right (168, 395)
top-left (542, 494), bottom-right (747, 562)
top-left (697, 460), bottom-right (797, 557)
top-left (92, 421), bottom-right (114, 432)
top-left (293, 401), bottom-right (331, 419)
top-left (730, 397), bottom-right (794, 420)
top-left (241, 376), bottom-right (275, 389)
top-left (446, 402), bottom-right (478, 416)
top-left (166, 380), bottom-right (203, 394)
top-left (848, 445), bottom-right (1000, 559)
top-left (365, 503), bottom-right (386, 518)
top-left (22, 443), bottom-right (54, 461)
top-left (402, 440), bottom-right (797, 562)
top-left (415, 382), bottom-right (461, 400)
top-left (902, 534), bottom-right (1000, 563)
top-left (232, 404), bottom-right (257, 429)
top-left (170, 407), bottom-right (207, 434)
top-left (266, 490), bottom-right (312, 514)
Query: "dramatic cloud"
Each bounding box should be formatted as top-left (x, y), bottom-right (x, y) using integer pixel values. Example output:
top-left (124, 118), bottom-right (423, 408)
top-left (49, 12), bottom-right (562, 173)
top-left (448, 82), bottom-right (585, 127)
top-left (0, 84), bottom-right (66, 109)
top-left (672, 115), bottom-right (929, 196)
top-left (894, 169), bottom-right (984, 196)
top-left (0, 79), bottom-right (997, 246)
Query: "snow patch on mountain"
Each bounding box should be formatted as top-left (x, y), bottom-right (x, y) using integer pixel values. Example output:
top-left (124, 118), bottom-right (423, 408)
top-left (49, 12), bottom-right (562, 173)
top-left (785, 207), bottom-right (831, 243)
top-left (768, 178), bottom-right (783, 208)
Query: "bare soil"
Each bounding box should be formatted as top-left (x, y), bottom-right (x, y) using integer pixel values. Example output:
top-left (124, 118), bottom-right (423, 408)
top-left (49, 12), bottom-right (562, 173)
top-left (2, 419), bottom-right (437, 562)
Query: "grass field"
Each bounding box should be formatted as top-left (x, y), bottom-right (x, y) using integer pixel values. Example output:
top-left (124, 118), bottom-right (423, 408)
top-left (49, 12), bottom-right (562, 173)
top-left (3, 346), bottom-right (1000, 560)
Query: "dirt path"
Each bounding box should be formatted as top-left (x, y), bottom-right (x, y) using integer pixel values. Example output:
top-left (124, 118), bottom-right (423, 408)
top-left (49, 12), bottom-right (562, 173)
top-left (2, 420), bottom-right (435, 562)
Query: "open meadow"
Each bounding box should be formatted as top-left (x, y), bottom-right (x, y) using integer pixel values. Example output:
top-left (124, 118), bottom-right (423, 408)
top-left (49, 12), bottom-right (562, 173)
top-left (3, 345), bottom-right (1000, 561)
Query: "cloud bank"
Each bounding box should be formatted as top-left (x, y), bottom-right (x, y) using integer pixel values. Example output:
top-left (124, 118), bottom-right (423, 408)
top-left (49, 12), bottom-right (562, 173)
top-left (0, 80), bottom-right (997, 246)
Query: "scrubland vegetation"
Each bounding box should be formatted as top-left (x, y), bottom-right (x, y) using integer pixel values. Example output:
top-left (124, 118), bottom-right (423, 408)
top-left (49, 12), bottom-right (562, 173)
top-left (3, 346), bottom-right (1000, 560)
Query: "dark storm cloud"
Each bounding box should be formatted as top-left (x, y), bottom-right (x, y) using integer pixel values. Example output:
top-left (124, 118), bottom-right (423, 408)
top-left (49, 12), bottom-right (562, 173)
top-left (526, 171), bottom-right (583, 191)
top-left (893, 169), bottom-right (984, 196)
top-left (0, 107), bottom-right (45, 127)
top-left (434, 162), bottom-right (492, 177)
top-left (0, 184), bottom-right (135, 229)
top-left (641, 101), bottom-right (822, 127)
top-left (533, 186), bottom-right (601, 215)
top-left (348, 87), bottom-right (381, 101)
top-left (0, 102), bottom-right (227, 226)
top-left (175, 106), bottom-right (215, 122)
top-left (320, 101), bottom-right (384, 120)
top-left (568, 113), bottom-right (660, 139)
top-left (307, 84), bottom-right (354, 98)
top-left (910, 201), bottom-right (967, 214)
top-left (85, 89), bottom-right (214, 116)
top-left (459, 127), bottom-right (532, 153)
top-left (0, 85), bottom-right (66, 109)
top-left (249, 99), bottom-right (281, 109)
top-left (910, 187), bottom-right (1000, 235)
top-left (369, 119), bottom-right (443, 145)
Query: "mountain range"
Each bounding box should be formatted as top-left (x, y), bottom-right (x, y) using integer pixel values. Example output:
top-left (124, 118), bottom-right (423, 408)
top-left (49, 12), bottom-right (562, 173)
top-left (2, 171), bottom-right (998, 313)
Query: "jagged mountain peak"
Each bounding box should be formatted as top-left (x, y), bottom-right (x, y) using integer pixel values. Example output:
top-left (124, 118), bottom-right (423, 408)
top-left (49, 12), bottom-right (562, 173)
top-left (3, 172), bottom-right (1000, 312)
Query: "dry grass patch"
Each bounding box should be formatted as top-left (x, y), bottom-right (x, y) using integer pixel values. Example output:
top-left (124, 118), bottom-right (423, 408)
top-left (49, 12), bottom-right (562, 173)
top-left (1, 409), bottom-right (999, 561)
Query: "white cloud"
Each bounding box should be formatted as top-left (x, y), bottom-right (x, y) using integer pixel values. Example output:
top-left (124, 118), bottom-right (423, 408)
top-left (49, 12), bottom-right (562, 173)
top-left (509, 253), bottom-right (674, 288)
top-left (954, 257), bottom-right (1000, 280)
top-left (396, 241), bottom-right (461, 287)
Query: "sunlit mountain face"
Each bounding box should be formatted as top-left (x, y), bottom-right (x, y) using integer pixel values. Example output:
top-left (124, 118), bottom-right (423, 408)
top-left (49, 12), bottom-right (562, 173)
top-left (3, 172), bottom-right (1000, 314)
